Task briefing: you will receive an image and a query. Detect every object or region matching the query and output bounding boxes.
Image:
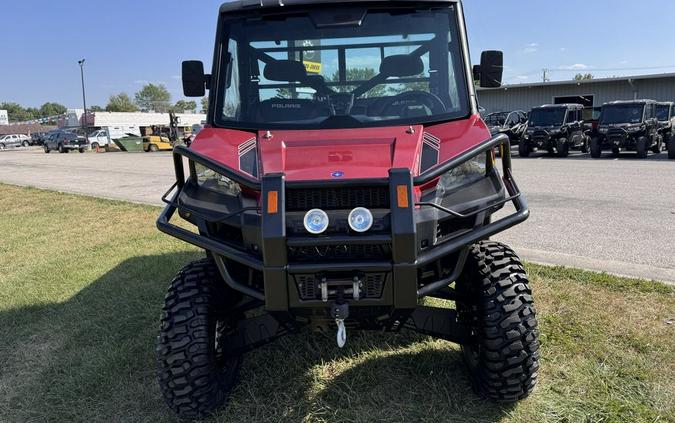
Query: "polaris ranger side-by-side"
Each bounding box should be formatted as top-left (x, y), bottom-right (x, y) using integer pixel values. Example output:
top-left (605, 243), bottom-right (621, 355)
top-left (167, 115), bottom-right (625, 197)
top-left (485, 110), bottom-right (528, 143)
top-left (155, 1), bottom-right (538, 419)
top-left (520, 104), bottom-right (589, 158)
top-left (656, 101), bottom-right (675, 159)
top-left (592, 100), bottom-right (662, 158)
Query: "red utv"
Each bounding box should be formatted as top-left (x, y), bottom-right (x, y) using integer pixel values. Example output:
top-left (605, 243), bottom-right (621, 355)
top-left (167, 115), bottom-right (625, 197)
top-left (156, 0), bottom-right (539, 419)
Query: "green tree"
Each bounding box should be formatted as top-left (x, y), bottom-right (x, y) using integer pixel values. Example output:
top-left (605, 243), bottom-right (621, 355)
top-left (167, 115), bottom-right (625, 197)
top-left (106, 93), bottom-right (138, 112)
top-left (0, 102), bottom-right (36, 123)
top-left (574, 73), bottom-right (594, 81)
top-left (38, 102), bottom-right (67, 118)
top-left (172, 100), bottom-right (197, 113)
top-left (90, 105), bottom-right (104, 112)
top-left (200, 97), bottom-right (209, 113)
top-left (329, 68), bottom-right (386, 97)
top-left (134, 83), bottom-right (171, 112)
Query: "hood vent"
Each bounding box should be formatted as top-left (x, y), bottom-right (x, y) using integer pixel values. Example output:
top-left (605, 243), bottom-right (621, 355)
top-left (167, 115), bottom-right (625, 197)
top-left (420, 132), bottom-right (440, 173)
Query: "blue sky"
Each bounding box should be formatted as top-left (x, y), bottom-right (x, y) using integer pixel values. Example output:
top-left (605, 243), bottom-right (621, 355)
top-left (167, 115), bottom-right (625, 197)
top-left (2, 0), bottom-right (675, 108)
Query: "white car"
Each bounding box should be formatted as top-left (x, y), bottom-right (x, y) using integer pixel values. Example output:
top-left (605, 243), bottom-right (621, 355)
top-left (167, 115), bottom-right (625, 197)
top-left (0, 134), bottom-right (31, 149)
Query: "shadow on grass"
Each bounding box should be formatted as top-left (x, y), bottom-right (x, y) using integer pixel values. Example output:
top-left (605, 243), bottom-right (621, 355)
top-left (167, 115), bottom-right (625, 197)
top-left (1, 252), bottom-right (511, 423)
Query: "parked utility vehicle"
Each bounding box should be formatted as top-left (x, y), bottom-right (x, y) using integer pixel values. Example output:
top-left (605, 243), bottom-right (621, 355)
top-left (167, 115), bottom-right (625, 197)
top-left (592, 100), bottom-right (662, 158)
top-left (43, 130), bottom-right (89, 153)
top-left (484, 110), bottom-right (527, 142)
top-left (656, 101), bottom-right (675, 159)
top-left (156, 1), bottom-right (538, 419)
top-left (520, 104), bottom-right (589, 157)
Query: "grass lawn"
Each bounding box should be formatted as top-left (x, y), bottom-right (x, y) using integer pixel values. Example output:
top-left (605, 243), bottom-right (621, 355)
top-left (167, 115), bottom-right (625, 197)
top-left (0, 183), bottom-right (673, 423)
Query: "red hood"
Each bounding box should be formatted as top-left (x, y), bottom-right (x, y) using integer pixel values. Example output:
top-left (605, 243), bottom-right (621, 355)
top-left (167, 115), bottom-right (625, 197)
top-left (190, 115), bottom-right (489, 182)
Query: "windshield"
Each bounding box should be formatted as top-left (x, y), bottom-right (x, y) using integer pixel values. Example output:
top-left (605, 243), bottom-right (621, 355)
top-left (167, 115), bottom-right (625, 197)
top-left (656, 105), bottom-right (671, 121)
top-left (484, 113), bottom-right (507, 126)
top-left (215, 5), bottom-right (468, 130)
top-left (600, 105), bottom-right (644, 125)
top-left (528, 108), bottom-right (566, 127)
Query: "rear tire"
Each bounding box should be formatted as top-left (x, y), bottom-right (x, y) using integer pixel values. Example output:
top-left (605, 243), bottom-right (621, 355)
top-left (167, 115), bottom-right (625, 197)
top-left (156, 258), bottom-right (243, 420)
top-left (556, 138), bottom-right (569, 158)
top-left (636, 137), bottom-right (648, 158)
top-left (518, 142), bottom-right (530, 158)
top-left (149, 144), bottom-right (159, 152)
top-left (590, 138), bottom-right (602, 158)
top-left (0, 143), bottom-right (5, 150)
top-left (79, 148), bottom-right (85, 153)
top-left (58, 144), bottom-right (65, 154)
top-left (456, 241), bottom-right (539, 402)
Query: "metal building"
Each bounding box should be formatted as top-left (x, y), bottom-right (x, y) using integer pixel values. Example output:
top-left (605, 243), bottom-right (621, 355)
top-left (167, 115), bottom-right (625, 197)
top-left (477, 73), bottom-right (675, 114)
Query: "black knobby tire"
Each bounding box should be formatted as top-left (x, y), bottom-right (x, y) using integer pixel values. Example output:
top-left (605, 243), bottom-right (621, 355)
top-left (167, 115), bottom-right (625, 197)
top-left (518, 141), bottom-right (530, 158)
top-left (556, 138), bottom-right (569, 158)
top-left (156, 259), bottom-right (243, 419)
top-left (636, 137), bottom-right (648, 158)
top-left (668, 135), bottom-right (675, 159)
top-left (456, 241), bottom-right (539, 402)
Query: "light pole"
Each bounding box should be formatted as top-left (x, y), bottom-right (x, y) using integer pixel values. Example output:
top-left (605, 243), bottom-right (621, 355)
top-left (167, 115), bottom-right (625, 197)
top-left (78, 59), bottom-right (87, 132)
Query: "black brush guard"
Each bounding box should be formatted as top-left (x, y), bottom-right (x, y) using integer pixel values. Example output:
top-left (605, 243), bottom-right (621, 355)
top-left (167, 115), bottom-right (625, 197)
top-left (156, 133), bottom-right (529, 347)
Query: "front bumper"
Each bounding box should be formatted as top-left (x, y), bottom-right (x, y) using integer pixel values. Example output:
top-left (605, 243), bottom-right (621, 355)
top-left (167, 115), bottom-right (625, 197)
top-left (157, 134), bottom-right (528, 327)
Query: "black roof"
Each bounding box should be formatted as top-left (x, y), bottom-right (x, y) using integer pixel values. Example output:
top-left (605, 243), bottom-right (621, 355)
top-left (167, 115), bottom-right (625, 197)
top-left (220, 0), bottom-right (457, 14)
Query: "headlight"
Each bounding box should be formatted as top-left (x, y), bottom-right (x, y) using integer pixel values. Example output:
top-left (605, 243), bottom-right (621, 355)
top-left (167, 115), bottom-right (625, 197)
top-left (437, 152), bottom-right (488, 194)
top-left (599, 128), bottom-right (608, 134)
top-left (304, 209), bottom-right (329, 234)
top-left (193, 162), bottom-right (242, 197)
top-left (627, 125), bottom-right (642, 133)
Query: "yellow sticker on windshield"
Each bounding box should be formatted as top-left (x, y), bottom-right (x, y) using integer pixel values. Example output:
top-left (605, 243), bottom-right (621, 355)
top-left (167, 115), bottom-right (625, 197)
top-left (303, 61), bottom-right (322, 74)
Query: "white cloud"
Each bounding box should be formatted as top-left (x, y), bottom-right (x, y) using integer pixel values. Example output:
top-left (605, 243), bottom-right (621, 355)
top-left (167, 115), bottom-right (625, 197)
top-left (522, 43), bottom-right (539, 54)
top-left (563, 64), bottom-right (591, 70)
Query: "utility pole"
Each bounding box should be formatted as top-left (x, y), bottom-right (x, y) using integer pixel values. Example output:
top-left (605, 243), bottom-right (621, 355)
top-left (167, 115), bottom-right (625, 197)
top-left (542, 69), bottom-right (551, 83)
top-left (78, 59), bottom-right (87, 132)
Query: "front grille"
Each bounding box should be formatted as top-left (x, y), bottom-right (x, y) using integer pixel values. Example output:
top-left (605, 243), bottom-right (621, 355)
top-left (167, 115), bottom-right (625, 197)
top-left (288, 244), bottom-right (391, 262)
top-left (286, 187), bottom-right (389, 211)
top-left (294, 273), bottom-right (386, 301)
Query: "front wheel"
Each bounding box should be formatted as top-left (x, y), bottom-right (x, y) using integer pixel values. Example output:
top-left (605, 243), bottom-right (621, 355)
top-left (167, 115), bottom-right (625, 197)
top-left (44, 145), bottom-right (50, 153)
top-left (22, 141), bottom-right (29, 147)
top-left (590, 138), bottom-right (602, 158)
top-left (91, 142), bottom-right (99, 151)
top-left (668, 135), bottom-right (675, 159)
top-left (636, 137), bottom-right (648, 158)
top-left (456, 241), bottom-right (540, 402)
top-left (156, 259), bottom-right (243, 420)
top-left (78, 148), bottom-right (85, 153)
top-left (149, 144), bottom-right (159, 152)
top-left (518, 141), bottom-right (530, 158)
top-left (556, 138), bottom-right (569, 158)
top-left (0, 143), bottom-right (5, 150)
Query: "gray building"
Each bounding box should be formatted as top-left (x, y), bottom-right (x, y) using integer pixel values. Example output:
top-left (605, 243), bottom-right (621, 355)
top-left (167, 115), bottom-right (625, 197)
top-left (477, 73), bottom-right (675, 114)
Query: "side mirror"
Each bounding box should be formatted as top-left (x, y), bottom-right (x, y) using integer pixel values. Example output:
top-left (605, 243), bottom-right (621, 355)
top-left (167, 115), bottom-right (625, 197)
top-left (182, 61), bottom-right (208, 97)
top-left (475, 51), bottom-right (503, 88)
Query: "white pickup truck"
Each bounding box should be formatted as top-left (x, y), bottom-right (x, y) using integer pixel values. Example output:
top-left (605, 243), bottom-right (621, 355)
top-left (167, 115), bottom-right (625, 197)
top-left (0, 134), bottom-right (31, 149)
top-left (88, 126), bottom-right (141, 150)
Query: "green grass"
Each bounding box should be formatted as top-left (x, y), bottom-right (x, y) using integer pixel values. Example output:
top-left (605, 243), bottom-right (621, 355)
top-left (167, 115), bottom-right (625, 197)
top-left (0, 184), bottom-right (673, 423)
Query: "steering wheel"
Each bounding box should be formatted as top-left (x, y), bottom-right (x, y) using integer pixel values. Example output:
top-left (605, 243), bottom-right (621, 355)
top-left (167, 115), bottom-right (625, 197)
top-left (376, 91), bottom-right (446, 117)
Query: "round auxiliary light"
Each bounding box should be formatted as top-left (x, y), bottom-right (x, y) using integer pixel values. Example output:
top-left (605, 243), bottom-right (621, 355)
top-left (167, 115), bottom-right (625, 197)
top-left (304, 209), bottom-right (330, 234)
top-left (348, 207), bottom-right (374, 233)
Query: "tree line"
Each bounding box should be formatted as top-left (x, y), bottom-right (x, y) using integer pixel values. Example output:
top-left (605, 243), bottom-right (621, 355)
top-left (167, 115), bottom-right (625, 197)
top-left (1, 83), bottom-right (208, 124)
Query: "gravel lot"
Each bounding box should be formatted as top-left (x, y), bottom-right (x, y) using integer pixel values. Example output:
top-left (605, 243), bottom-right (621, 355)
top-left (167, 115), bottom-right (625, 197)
top-left (1, 147), bottom-right (673, 282)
